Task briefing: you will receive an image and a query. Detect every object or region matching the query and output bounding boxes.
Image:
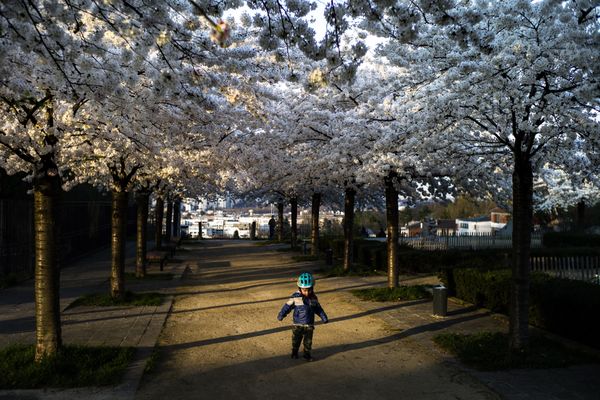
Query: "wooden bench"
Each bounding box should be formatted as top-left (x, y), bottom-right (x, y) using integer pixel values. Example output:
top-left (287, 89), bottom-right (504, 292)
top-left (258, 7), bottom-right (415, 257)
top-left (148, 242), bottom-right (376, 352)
top-left (146, 250), bottom-right (168, 271)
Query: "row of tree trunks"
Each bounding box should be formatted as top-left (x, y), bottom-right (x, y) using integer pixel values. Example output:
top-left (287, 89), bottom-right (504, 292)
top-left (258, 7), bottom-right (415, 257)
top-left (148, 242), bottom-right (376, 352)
top-left (110, 190), bottom-right (128, 300)
top-left (173, 199), bottom-right (181, 237)
top-left (33, 172), bottom-right (62, 362)
top-left (343, 187), bottom-right (356, 272)
top-left (154, 197), bottom-right (164, 250)
top-left (385, 172), bottom-right (399, 288)
top-left (310, 193), bottom-right (321, 256)
top-left (136, 192), bottom-right (149, 278)
top-left (290, 197), bottom-right (298, 248)
top-left (277, 201), bottom-right (284, 242)
top-left (32, 98), bottom-right (62, 361)
top-left (165, 200), bottom-right (173, 242)
top-left (509, 155), bottom-right (533, 351)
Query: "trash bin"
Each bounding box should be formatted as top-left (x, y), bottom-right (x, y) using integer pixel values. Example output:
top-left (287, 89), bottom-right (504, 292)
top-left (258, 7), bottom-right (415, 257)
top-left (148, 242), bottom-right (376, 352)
top-left (325, 248), bottom-right (333, 265)
top-left (432, 285), bottom-right (447, 316)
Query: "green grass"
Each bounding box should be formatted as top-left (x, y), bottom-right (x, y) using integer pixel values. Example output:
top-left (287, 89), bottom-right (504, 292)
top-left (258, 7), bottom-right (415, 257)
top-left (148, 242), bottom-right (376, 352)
top-left (351, 285), bottom-right (433, 301)
top-left (433, 331), bottom-right (599, 371)
top-left (0, 344), bottom-right (135, 389)
top-left (125, 272), bottom-right (174, 281)
top-left (66, 291), bottom-right (165, 309)
top-left (143, 345), bottom-right (161, 374)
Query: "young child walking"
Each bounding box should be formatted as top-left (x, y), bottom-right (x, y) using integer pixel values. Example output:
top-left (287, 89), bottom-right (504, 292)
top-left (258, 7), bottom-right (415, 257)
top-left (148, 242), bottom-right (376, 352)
top-left (277, 272), bottom-right (328, 361)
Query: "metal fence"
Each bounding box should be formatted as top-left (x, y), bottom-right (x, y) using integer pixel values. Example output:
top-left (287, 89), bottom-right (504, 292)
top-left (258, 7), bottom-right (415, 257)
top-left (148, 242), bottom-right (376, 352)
top-left (398, 233), bottom-right (544, 250)
top-left (531, 255), bottom-right (600, 284)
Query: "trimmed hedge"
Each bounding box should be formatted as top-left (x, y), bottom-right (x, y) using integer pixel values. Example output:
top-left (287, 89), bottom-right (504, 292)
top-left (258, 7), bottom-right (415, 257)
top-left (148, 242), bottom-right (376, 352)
top-left (397, 249), bottom-right (510, 274)
top-left (440, 268), bottom-right (600, 350)
top-left (452, 268), bottom-right (512, 313)
top-left (320, 236), bottom-right (599, 276)
top-left (543, 232), bottom-right (600, 248)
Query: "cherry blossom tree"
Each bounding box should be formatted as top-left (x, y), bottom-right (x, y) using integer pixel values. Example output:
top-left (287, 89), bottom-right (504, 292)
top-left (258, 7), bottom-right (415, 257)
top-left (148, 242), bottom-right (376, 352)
top-left (359, 0), bottom-right (599, 349)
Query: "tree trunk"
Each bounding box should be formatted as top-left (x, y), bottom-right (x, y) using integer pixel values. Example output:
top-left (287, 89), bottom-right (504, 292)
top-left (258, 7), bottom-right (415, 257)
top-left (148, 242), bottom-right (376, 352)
top-left (290, 197), bottom-right (298, 249)
top-left (33, 173), bottom-right (62, 361)
top-left (277, 201), bottom-right (284, 242)
top-left (249, 221), bottom-right (256, 240)
top-left (165, 200), bottom-right (173, 242)
top-left (509, 156), bottom-right (533, 351)
top-left (343, 187), bottom-right (356, 272)
top-left (111, 190), bottom-right (128, 300)
top-left (385, 173), bottom-right (399, 288)
top-left (576, 200), bottom-right (586, 232)
top-left (173, 199), bottom-right (181, 237)
top-left (310, 193), bottom-right (321, 257)
top-left (136, 192), bottom-right (149, 278)
top-left (154, 197), bottom-right (164, 249)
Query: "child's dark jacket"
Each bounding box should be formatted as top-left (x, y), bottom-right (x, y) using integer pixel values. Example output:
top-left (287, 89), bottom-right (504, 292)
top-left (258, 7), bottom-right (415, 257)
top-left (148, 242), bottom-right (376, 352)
top-left (277, 291), bottom-right (328, 326)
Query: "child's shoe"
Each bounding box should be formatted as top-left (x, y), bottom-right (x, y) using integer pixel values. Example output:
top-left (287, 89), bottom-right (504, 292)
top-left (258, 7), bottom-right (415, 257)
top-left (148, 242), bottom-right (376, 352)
top-left (291, 350), bottom-right (299, 359)
top-left (303, 353), bottom-right (313, 361)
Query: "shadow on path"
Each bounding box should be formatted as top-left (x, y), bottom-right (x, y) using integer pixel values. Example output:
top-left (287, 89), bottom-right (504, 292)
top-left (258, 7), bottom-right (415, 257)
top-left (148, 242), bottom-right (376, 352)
top-left (163, 302), bottom-right (486, 351)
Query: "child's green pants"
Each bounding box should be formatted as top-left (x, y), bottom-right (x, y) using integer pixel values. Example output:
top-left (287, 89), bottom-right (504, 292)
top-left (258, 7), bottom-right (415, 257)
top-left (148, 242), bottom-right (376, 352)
top-left (292, 325), bottom-right (314, 354)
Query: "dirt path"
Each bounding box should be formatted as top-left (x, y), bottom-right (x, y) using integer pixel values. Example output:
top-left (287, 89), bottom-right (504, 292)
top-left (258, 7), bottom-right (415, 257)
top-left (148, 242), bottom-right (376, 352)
top-left (136, 240), bottom-right (498, 400)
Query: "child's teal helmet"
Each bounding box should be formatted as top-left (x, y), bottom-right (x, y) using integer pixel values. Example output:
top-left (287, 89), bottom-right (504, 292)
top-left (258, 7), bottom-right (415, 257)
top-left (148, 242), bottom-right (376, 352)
top-left (297, 272), bottom-right (314, 288)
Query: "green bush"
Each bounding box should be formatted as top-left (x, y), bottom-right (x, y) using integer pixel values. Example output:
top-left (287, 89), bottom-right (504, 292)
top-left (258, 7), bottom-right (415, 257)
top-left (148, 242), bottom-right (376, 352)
top-left (398, 249), bottom-right (510, 274)
top-left (355, 240), bottom-right (385, 268)
top-left (442, 267), bottom-right (600, 349)
top-left (434, 332), bottom-right (598, 371)
top-left (452, 268), bottom-right (511, 313)
top-left (531, 246), bottom-right (600, 256)
top-left (529, 276), bottom-right (600, 348)
top-left (543, 232), bottom-right (600, 248)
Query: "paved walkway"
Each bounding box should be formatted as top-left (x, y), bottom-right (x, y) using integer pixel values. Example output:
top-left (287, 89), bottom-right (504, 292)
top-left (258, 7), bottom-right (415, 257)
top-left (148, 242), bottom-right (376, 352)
top-left (0, 242), bottom-right (187, 400)
top-left (1, 240), bottom-right (599, 399)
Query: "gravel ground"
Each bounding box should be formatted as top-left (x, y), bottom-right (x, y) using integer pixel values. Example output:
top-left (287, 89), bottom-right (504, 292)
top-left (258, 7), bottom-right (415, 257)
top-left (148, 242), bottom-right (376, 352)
top-left (135, 240), bottom-right (498, 400)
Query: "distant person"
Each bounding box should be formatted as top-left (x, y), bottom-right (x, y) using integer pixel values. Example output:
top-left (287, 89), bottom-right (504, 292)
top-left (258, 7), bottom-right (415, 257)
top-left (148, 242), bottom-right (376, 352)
top-left (377, 227), bottom-right (386, 238)
top-left (268, 216), bottom-right (276, 239)
top-left (277, 272), bottom-right (328, 361)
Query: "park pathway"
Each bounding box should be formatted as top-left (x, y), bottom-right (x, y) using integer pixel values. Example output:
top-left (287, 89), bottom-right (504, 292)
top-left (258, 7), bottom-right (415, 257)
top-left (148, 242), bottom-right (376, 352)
top-left (135, 240), bottom-right (499, 400)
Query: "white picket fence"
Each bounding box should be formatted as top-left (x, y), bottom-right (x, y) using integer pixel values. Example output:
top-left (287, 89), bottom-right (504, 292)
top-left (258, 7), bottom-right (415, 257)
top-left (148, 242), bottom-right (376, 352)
top-left (530, 255), bottom-right (600, 284)
top-left (397, 233), bottom-right (543, 250)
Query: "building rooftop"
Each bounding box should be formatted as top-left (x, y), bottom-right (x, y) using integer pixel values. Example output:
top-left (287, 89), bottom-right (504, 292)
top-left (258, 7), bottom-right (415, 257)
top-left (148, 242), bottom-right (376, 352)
top-left (458, 215), bottom-right (490, 222)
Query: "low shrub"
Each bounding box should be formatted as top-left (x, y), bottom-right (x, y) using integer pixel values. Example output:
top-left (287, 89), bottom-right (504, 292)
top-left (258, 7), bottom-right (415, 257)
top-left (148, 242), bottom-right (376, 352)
top-left (441, 268), bottom-right (600, 349)
top-left (399, 249), bottom-right (510, 274)
top-left (529, 276), bottom-right (600, 348)
top-left (433, 332), bottom-right (598, 371)
top-left (543, 232), bottom-right (600, 248)
top-left (452, 268), bottom-right (512, 313)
